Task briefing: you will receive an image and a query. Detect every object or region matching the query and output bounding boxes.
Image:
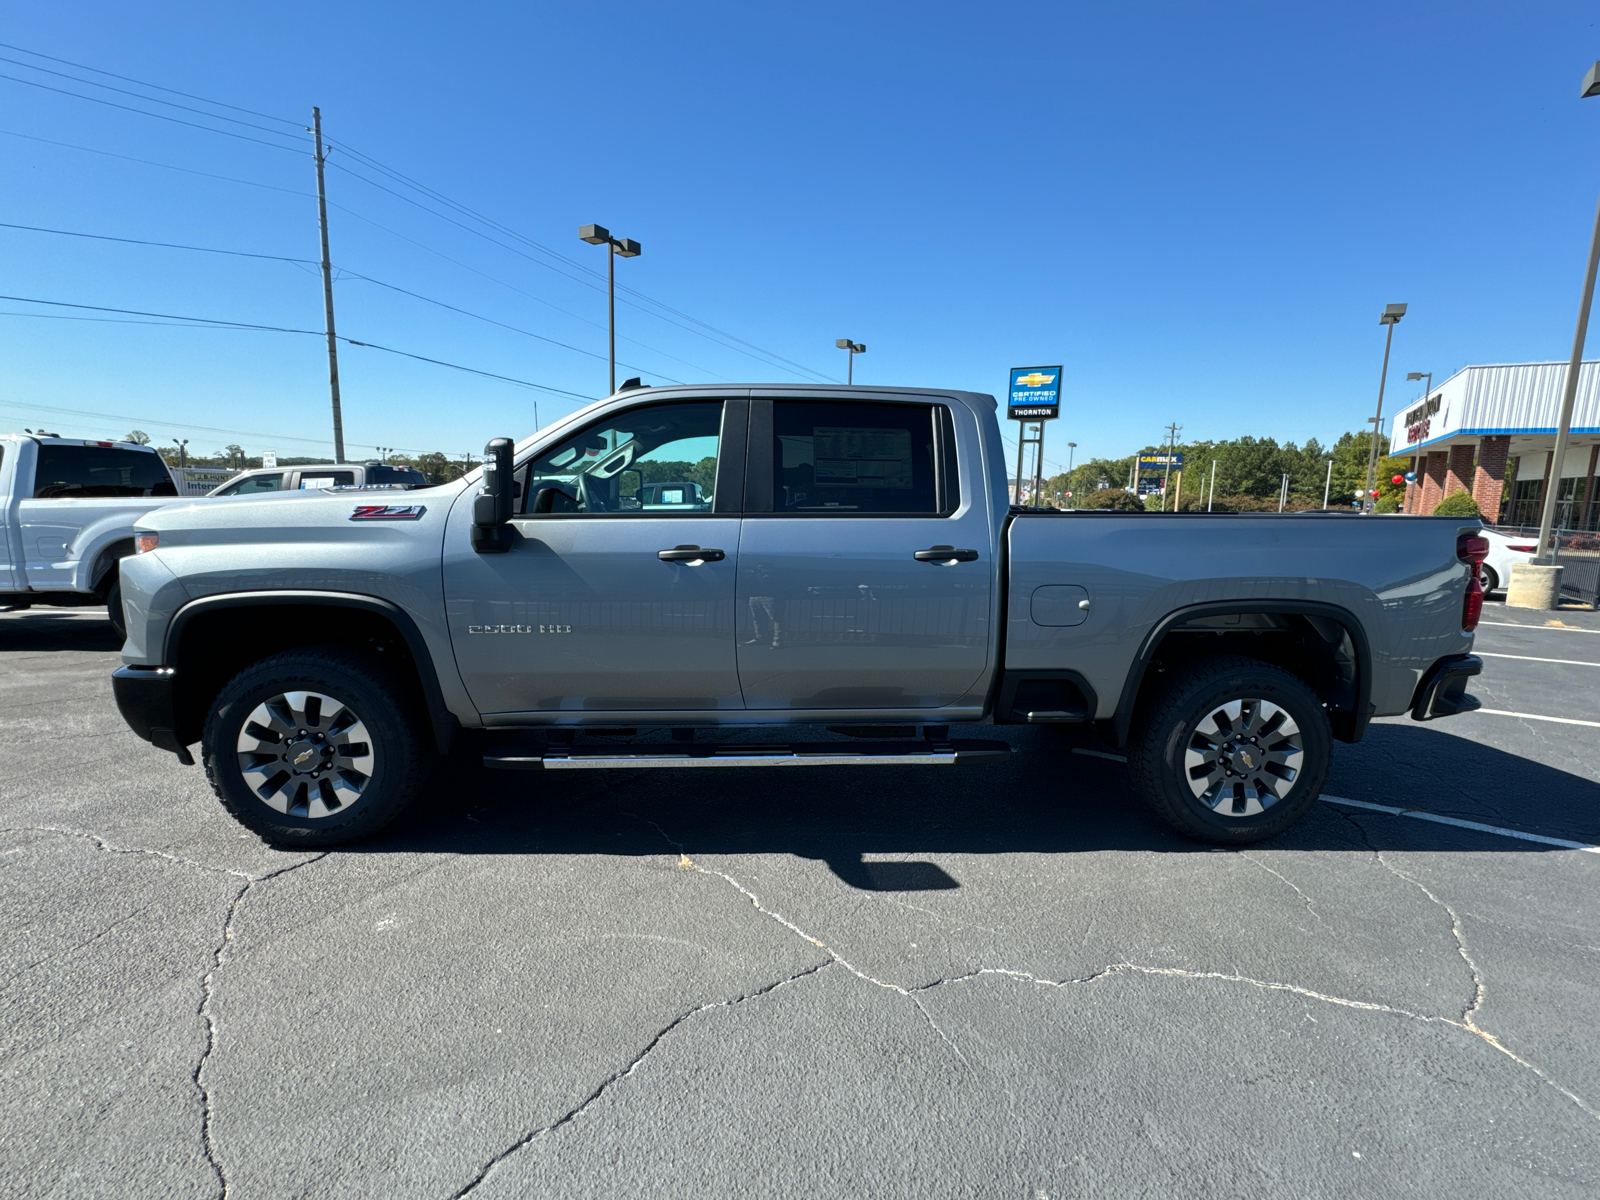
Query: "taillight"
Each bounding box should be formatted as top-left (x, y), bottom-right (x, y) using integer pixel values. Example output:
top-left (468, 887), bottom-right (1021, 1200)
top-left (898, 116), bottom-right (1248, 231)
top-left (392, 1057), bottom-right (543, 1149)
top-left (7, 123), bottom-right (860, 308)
top-left (1462, 576), bottom-right (1483, 631)
top-left (1457, 533), bottom-right (1488, 632)
top-left (136, 532), bottom-right (159, 554)
top-left (1457, 534), bottom-right (1489, 565)
top-left (1507, 543), bottom-right (1536, 553)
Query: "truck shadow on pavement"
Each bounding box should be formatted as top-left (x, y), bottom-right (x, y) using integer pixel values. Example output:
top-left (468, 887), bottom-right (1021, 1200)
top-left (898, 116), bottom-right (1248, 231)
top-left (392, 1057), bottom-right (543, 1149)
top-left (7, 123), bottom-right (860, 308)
top-left (0, 610), bottom-right (123, 652)
top-left (360, 722), bottom-right (1600, 891)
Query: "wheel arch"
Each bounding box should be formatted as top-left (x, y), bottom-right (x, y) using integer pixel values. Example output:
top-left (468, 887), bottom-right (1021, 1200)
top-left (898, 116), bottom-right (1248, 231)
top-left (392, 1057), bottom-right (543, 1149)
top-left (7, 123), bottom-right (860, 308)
top-left (1112, 600), bottom-right (1373, 748)
top-left (165, 591), bottom-right (460, 754)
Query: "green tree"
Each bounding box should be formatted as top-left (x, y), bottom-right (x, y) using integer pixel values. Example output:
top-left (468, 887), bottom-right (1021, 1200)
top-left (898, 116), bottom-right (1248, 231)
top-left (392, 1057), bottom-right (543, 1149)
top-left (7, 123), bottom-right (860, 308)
top-left (123, 430), bottom-right (151, 445)
top-left (1080, 487), bottom-right (1147, 512)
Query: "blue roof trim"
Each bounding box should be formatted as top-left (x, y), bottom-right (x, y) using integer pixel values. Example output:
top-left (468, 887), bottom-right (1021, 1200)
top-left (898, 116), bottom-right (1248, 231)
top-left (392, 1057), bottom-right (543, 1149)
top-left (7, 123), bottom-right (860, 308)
top-left (1399, 426), bottom-right (1600, 454)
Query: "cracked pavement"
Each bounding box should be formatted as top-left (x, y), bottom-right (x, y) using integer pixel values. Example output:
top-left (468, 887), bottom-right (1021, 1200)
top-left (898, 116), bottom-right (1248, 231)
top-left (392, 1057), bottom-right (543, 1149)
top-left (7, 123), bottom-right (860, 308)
top-left (3, 602), bottom-right (1600, 1198)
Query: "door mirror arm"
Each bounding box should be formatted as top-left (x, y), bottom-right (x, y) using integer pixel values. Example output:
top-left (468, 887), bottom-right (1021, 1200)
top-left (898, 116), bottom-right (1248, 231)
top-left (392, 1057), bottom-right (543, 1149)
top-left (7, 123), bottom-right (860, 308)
top-left (471, 437), bottom-right (516, 554)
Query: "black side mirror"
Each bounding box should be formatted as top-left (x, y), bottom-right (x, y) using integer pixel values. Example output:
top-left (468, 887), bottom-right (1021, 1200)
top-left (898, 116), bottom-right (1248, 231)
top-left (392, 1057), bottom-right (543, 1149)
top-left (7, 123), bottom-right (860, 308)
top-left (471, 437), bottom-right (516, 554)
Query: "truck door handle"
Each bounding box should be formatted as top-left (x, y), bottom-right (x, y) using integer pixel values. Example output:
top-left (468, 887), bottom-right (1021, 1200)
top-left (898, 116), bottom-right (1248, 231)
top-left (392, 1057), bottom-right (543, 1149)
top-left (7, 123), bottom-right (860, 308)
top-left (914, 546), bottom-right (979, 563)
top-left (658, 545), bottom-right (726, 563)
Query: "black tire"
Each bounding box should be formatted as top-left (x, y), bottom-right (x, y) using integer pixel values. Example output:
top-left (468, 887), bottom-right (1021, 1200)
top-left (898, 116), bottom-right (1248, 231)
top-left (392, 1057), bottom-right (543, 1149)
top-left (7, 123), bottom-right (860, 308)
top-left (1480, 564), bottom-right (1499, 595)
top-left (106, 576), bottom-right (126, 641)
top-left (202, 648), bottom-right (430, 847)
top-left (1128, 655), bottom-right (1331, 844)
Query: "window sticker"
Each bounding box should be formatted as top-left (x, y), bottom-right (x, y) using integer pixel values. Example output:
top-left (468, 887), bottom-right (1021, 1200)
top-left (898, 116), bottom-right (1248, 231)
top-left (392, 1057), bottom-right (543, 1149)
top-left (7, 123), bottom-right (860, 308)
top-left (812, 427), bottom-right (913, 489)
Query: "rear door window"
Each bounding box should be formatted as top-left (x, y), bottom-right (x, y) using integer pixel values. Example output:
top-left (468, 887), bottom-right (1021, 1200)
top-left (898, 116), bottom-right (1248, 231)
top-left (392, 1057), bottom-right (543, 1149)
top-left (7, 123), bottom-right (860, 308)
top-left (33, 445), bottom-right (177, 498)
top-left (299, 471), bottom-right (356, 489)
top-left (768, 401), bottom-right (941, 514)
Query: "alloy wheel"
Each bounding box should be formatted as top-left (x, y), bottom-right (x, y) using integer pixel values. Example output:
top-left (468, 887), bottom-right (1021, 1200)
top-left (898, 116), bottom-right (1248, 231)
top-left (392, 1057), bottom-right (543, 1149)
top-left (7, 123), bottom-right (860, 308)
top-left (235, 690), bottom-right (375, 819)
top-left (1182, 698), bottom-right (1304, 817)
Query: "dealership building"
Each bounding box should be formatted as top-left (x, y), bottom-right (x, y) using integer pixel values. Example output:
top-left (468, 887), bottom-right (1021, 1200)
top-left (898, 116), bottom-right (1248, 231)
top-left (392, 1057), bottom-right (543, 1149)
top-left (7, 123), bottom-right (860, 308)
top-left (1393, 360), bottom-right (1600, 529)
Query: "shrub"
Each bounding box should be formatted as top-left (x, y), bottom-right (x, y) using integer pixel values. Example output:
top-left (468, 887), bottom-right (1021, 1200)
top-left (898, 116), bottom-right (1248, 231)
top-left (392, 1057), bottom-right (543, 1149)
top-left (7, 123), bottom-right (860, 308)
top-left (1432, 491), bottom-right (1482, 518)
top-left (1079, 487), bottom-right (1148, 512)
top-left (1375, 493), bottom-right (1401, 513)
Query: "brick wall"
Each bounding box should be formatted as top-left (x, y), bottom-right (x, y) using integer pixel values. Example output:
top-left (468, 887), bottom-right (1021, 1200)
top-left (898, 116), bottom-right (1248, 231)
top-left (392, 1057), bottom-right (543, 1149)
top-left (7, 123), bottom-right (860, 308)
top-left (1472, 436), bottom-right (1510, 523)
top-left (1445, 444), bottom-right (1476, 499)
top-left (1420, 451), bottom-right (1448, 513)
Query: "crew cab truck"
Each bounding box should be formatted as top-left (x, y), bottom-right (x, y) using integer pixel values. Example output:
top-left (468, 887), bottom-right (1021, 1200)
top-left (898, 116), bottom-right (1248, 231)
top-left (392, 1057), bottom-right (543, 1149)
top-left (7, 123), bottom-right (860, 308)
top-left (111, 385), bottom-right (1486, 848)
top-left (1, 434), bottom-right (180, 637)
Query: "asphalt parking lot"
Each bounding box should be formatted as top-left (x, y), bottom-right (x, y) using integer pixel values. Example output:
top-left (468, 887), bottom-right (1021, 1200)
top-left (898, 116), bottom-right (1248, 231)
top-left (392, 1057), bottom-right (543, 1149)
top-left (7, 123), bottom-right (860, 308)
top-left (4, 600), bottom-right (1600, 1199)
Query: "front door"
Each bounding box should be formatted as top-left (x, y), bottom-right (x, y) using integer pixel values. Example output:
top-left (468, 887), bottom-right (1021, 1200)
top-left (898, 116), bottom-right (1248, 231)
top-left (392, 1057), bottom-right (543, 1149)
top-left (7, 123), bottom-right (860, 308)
top-left (444, 399), bottom-right (745, 716)
top-left (735, 397), bottom-right (993, 711)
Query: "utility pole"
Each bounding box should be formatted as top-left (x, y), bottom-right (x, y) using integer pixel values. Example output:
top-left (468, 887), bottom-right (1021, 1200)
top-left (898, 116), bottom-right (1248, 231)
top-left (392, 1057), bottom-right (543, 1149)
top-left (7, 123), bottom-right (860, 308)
top-left (312, 107), bottom-right (346, 464)
top-left (1323, 458), bottom-right (1333, 510)
top-left (1161, 423), bottom-right (1181, 511)
top-left (1208, 458), bottom-right (1217, 512)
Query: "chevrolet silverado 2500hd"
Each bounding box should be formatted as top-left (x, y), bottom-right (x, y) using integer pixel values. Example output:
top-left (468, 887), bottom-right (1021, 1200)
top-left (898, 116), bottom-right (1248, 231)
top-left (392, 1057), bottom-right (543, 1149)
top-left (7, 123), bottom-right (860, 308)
top-left (111, 384), bottom-right (1485, 847)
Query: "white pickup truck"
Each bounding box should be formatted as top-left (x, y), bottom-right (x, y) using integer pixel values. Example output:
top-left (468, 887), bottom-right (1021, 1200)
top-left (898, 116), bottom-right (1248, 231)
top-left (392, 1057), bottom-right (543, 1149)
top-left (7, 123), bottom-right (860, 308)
top-left (0, 434), bottom-right (180, 636)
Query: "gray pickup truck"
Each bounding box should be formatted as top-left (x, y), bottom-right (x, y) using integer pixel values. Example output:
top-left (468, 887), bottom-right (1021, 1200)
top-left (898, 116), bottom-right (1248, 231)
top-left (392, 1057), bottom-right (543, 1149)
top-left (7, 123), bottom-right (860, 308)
top-left (111, 384), bottom-right (1486, 847)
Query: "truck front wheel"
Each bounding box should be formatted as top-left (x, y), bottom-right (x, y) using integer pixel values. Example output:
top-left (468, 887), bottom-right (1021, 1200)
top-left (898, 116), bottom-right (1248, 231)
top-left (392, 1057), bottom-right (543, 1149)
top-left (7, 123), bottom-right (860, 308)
top-left (1128, 656), bottom-right (1331, 844)
top-left (202, 649), bottom-right (429, 847)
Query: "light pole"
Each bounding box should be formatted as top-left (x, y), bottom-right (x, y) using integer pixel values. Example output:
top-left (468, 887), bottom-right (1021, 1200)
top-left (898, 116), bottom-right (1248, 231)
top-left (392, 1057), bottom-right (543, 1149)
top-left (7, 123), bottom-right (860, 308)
top-left (1363, 303), bottom-right (1407, 509)
top-left (172, 438), bottom-right (188, 469)
top-left (579, 224), bottom-right (642, 395)
top-left (1532, 62), bottom-right (1600, 562)
top-left (835, 339), bottom-right (865, 384)
top-left (1403, 371), bottom-right (1432, 513)
top-left (1066, 441), bottom-right (1077, 508)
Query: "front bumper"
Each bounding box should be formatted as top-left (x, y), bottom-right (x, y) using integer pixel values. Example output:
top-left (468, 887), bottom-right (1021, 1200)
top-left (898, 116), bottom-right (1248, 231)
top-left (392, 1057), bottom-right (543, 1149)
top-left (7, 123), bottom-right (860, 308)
top-left (1410, 654), bottom-right (1483, 721)
top-left (112, 665), bottom-right (193, 764)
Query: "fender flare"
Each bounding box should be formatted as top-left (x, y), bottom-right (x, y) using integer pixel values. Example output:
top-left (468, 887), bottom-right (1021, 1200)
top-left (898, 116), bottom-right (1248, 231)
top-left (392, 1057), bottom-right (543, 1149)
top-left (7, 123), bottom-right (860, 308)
top-left (165, 590), bottom-right (461, 754)
top-left (1112, 599), bottom-right (1374, 747)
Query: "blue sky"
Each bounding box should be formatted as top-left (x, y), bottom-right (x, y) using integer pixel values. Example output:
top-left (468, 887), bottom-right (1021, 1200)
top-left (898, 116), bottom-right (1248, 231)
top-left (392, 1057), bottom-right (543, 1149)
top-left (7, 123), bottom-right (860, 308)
top-left (1, 2), bottom-right (1598, 472)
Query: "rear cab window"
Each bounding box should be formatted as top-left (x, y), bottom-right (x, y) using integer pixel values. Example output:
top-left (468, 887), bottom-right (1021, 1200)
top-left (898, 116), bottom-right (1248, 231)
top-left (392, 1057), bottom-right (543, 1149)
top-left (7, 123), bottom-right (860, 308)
top-left (33, 444), bottom-right (176, 498)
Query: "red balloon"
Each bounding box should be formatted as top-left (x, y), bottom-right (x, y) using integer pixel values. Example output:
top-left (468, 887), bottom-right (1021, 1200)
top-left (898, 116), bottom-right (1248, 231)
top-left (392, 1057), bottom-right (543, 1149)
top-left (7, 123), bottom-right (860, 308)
top-left (1370, 489), bottom-right (1379, 496)
top-left (1392, 475), bottom-right (1404, 485)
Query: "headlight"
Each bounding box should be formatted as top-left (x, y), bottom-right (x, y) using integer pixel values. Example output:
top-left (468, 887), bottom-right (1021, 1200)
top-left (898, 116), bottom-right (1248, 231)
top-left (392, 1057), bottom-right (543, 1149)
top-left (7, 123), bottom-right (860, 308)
top-left (136, 532), bottom-right (159, 553)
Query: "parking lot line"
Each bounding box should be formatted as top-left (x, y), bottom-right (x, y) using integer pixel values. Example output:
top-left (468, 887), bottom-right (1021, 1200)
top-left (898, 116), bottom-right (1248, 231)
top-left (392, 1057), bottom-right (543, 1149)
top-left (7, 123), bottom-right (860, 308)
top-left (1477, 652), bottom-right (1600, 667)
top-left (1478, 620), bottom-right (1600, 633)
top-left (1322, 795), bottom-right (1600, 853)
top-left (1473, 708), bottom-right (1600, 729)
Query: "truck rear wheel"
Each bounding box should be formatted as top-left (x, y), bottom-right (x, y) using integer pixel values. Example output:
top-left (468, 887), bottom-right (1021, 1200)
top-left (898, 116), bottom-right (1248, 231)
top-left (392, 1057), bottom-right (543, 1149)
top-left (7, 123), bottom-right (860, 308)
top-left (1128, 656), bottom-right (1331, 844)
top-left (201, 648), bottom-right (429, 847)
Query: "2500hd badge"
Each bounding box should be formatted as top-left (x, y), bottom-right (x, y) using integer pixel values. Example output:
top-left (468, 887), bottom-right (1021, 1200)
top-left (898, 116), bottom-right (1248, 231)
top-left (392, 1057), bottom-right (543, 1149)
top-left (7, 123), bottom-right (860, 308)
top-left (466, 624), bottom-right (573, 634)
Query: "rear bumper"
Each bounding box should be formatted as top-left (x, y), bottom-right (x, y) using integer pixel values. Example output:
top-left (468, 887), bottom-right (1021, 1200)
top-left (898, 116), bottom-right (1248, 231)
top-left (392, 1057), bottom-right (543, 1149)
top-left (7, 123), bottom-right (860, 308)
top-left (112, 665), bottom-right (193, 763)
top-left (1410, 654), bottom-right (1482, 721)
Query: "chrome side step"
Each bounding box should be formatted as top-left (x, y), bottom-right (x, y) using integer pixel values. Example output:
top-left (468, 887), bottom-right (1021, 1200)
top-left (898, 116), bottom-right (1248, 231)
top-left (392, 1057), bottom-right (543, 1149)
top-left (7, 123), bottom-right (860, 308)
top-left (484, 739), bottom-right (1010, 771)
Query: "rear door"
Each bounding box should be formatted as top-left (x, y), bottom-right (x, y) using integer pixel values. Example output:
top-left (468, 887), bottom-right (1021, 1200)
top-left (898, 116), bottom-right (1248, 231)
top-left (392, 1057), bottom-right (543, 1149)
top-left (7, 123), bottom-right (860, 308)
top-left (735, 397), bottom-right (993, 711)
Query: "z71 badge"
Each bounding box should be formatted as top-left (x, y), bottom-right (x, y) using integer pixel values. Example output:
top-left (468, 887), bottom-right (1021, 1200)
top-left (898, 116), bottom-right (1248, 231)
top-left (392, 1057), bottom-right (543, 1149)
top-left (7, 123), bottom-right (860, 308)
top-left (350, 504), bottom-right (426, 520)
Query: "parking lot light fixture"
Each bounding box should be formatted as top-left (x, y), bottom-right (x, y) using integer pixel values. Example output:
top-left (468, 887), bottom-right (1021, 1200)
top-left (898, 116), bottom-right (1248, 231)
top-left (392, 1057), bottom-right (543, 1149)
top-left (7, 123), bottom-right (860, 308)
top-left (1364, 303), bottom-right (1407, 508)
top-left (580, 224), bottom-right (642, 395)
top-left (835, 338), bottom-right (866, 384)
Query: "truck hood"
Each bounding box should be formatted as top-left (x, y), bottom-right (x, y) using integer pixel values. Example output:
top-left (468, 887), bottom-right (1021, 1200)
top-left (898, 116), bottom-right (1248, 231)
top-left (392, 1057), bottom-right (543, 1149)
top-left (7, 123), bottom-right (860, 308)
top-left (133, 480), bottom-right (468, 545)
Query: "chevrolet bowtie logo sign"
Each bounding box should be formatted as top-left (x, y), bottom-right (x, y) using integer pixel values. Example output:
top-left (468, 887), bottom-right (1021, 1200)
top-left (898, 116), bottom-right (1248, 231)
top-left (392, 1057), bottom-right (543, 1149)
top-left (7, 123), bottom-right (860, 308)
top-left (1007, 365), bottom-right (1063, 423)
top-left (1015, 372), bottom-right (1055, 388)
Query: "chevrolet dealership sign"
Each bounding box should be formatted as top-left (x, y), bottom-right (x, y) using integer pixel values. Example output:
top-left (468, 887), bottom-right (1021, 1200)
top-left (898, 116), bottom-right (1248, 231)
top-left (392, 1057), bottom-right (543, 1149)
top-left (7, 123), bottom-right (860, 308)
top-left (1008, 366), bottom-right (1062, 421)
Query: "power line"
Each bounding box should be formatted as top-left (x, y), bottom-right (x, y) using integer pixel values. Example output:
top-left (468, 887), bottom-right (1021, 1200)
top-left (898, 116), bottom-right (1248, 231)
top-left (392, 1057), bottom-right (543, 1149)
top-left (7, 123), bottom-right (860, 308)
top-left (0, 40), bottom-right (302, 127)
top-left (0, 217), bottom-right (710, 382)
top-left (0, 127), bottom-right (315, 197)
top-left (0, 396), bottom-right (424, 454)
top-left (0, 220), bottom-right (318, 265)
top-left (0, 53), bottom-right (303, 140)
top-left (0, 71), bottom-right (307, 154)
top-left (324, 138), bottom-right (839, 383)
top-left (0, 293), bottom-right (596, 400)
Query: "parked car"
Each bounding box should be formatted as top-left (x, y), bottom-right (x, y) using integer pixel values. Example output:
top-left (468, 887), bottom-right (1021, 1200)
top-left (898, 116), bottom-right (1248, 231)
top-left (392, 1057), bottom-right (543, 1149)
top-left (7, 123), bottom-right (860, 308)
top-left (0, 434), bottom-right (180, 636)
top-left (1479, 526), bottom-right (1539, 595)
top-left (208, 461), bottom-right (427, 496)
top-left (113, 384), bottom-right (1486, 848)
